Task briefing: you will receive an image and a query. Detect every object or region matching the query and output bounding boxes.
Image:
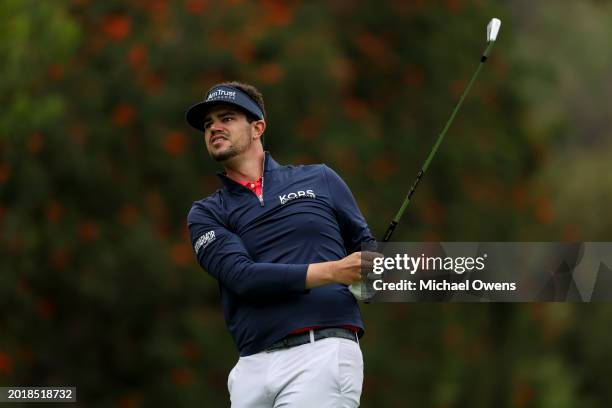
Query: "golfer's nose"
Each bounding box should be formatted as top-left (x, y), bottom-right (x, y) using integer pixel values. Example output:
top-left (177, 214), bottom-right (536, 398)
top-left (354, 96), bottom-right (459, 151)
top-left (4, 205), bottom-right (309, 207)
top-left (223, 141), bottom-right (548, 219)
top-left (210, 119), bottom-right (224, 132)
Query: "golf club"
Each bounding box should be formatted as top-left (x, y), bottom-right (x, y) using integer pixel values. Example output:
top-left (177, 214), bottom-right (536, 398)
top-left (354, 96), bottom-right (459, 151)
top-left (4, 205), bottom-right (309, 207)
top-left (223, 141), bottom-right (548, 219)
top-left (350, 18), bottom-right (502, 301)
top-left (381, 17), bottom-right (501, 242)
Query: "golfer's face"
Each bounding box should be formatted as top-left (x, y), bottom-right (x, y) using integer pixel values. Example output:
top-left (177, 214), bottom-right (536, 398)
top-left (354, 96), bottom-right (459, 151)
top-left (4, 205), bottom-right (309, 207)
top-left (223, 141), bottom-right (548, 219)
top-left (203, 105), bottom-right (252, 161)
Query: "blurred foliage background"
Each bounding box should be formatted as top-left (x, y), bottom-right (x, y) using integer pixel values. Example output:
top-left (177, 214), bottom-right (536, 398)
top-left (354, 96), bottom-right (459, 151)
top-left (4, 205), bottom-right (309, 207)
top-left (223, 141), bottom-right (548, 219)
top-left (1, 0), bottom-right (612, 406)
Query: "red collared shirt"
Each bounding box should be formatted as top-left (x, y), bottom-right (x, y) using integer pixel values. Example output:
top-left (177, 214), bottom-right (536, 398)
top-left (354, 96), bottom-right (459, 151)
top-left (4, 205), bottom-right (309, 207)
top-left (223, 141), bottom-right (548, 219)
top-left (236, 177), bottom-right (263, 199)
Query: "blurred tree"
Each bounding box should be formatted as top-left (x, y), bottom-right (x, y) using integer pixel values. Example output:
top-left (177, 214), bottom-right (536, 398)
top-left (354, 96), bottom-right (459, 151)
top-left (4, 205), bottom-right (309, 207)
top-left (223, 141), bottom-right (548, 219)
top-left (0, 0), bottom-right (79, 136)
top-left (511, 0), bottom-right (612, 241)
top-left (1, 0), bottom-right (611, 407)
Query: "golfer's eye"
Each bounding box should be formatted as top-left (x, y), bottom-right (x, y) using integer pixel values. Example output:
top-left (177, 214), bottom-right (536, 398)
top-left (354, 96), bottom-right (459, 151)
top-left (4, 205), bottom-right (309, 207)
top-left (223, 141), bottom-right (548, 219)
top-left (203, 121), bottom-right (211, 129)
top-left (222, 117), bottom-right (233, 123)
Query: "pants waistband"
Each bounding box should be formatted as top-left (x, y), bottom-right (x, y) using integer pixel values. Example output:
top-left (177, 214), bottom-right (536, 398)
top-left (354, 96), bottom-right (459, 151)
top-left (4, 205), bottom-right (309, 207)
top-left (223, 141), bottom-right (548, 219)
top-left (265, 327), bottom-right (358, 352)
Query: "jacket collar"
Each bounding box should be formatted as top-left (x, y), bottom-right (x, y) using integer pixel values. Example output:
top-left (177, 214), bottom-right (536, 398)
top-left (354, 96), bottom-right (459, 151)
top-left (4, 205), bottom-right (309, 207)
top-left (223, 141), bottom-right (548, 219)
top-left (216, 151), bottom-right (279, 192)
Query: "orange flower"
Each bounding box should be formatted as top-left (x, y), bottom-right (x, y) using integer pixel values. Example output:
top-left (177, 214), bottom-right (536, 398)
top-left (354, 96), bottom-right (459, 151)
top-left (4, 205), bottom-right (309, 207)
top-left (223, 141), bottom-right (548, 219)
top-left (260, 0), bottom-right (294, 26)
top-left (511, 186), bottom-right (528, 211)
top-left (443, 324), bottom-right (462, 348)
top-left (128, 45), bottom-right (148, 71)
top-left (367, 155), bottom-right (398, 182)
top-left (562, 224), bottom-right (581, 241)
top-left (0, 163), bottom-right (10, 184)
top-left (258, 63), bottom-right (284, 84)
top-left (103, 15), bottom-right (132, 41)
top-left (145, 191), bottom-right (166, 220)
top-left (146, 0), bottom-right (169, 22)
top-left (49, 249), bottom-right (71, 270)
top-left (118, 393), bottom-right (143, 408)
top-left (172, 367), bottom-right (195, 386)
top-left (0, 352), bottom-right (12, 375)
top-left (423, 231), bottom-right (441, 241)
top-left (181, 226), bottom-right (191, 242)
top-left (421, 199), bottom-right (445, 226)
top-left (233, 40), bottom-right (255, 63)
top-left (535, 196), bottom-right (554, 225)
top-left (170, 243), bottom-right (192, 267)
top-left (119, 204), bottom-right (140, 226)
top-left (332, 147), bottom-right (357, 175)
top-left (297, 115), bottom-right (321, 140)
top-left (186, 0), bottom-right (208, 14)
top-left (37, 298), bottom-right (56, 318)
top-left (112, 104), bottom-right (136, 126)
top-left (342, 98), bottom-right (368, 120)
top-left (27, 133), bottom-right (44, 154)
top-left (70, 123), bottom-right (88, 145)
top-left (356, 33), bottom-right (384, 58)
top-left (210, 29), bottom-right (231, 49)
top-left (47, 63), bottom-right (65, 81)
top-left (512, 382), bottom-right (535, 407)
top-left (481, 89), bottom-right (498, 109)
top-left (46, 200), bottom-right (63, 223)
top-left (450, 79), bottom-right (467, 99)
top-left (491, 58), bottom-right (509, 79)
top-left (17, 347), bottom-right (34, 365)
top-left (144, 73), bottom-right (164, 95)
top-left (163, 131), bottom-right (188, 157)
top-left (329, 57), bottom-right (355, 84)
top-left (182, 341), bottom-right (200, 361)
top-left (403, 63), bottom-right (425, 89)
top-left (156, 222), bottom-right (171, 239)
top-left (84, 33), bottom-right (107, 54)
top-left (292, 154), bottom-right (315, 165)
top-left (78, 220), bottom-right (100, 242)
top-left (444, 0), bottom-right (463, 13)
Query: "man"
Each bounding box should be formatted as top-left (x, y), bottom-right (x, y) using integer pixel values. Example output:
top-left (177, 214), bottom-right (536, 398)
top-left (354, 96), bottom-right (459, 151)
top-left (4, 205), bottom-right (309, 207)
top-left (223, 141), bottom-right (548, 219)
top-left (186, 81), bottom-right (374, 407)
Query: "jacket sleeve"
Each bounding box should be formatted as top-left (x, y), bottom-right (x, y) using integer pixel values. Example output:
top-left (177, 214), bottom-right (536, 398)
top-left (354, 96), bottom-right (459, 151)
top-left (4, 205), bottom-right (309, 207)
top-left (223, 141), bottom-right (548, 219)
top-left (322, 165), bottom-right (376, 253)
top-left (187, 202), bottom-right (309, 299)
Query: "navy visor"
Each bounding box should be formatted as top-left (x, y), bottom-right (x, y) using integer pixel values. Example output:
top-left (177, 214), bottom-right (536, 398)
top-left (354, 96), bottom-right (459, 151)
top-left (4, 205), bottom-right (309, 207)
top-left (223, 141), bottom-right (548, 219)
top-left (185, 86), bottom-right (264, 132)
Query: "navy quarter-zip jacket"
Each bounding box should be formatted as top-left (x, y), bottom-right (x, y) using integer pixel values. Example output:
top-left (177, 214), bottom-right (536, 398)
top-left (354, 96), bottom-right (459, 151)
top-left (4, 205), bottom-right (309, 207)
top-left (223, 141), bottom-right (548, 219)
top-left (187, 152), bottom-right (375, 356)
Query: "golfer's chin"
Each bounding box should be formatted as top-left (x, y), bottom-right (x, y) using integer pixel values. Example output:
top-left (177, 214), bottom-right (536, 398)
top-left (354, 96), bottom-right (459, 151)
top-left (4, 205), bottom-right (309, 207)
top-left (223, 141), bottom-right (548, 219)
top-left (209, 147), bottom-right (238, 162)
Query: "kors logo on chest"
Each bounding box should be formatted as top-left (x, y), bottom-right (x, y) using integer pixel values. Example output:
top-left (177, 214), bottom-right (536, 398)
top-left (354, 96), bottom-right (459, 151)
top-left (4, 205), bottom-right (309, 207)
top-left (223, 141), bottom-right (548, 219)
top-left (279, 189), bottom-right (316, 205)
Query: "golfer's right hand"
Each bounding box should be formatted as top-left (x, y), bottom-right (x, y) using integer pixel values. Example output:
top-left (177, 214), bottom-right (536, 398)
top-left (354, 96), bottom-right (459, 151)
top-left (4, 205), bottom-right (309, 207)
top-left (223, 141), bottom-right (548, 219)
top-left (305, 251), bottom-right (381, 289)
top-left (332, 252), bottom-right (363, 285)
top-left (333, 251), bottom-right (380, 285)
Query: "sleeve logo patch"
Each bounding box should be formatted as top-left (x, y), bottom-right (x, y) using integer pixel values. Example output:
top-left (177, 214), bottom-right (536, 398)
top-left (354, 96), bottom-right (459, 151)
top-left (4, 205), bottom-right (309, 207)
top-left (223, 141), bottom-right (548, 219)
top-left (194, 230), bottom-right (216, 254)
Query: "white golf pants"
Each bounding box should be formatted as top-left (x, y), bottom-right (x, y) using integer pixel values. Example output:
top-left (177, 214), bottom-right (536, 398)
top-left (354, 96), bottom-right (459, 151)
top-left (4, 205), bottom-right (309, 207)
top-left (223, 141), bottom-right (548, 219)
top-left (228, 336), bottom-right (363, 407)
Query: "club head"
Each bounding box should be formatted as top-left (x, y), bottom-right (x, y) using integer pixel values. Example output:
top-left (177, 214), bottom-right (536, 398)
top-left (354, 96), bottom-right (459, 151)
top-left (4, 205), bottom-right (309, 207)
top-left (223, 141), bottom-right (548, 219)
top-left (487, 18), bottom-right (501, 43)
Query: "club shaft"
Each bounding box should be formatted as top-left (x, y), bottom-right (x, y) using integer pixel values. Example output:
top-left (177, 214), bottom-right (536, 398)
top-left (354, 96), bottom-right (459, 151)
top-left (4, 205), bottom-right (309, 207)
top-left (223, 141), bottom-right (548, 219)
top-left (381, 42), bottom-right (494, 242)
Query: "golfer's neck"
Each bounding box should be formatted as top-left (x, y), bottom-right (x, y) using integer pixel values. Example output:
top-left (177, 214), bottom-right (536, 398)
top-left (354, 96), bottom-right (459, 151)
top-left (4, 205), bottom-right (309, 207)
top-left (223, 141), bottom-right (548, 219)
top-left (224, 149), bottom-right (264, 182)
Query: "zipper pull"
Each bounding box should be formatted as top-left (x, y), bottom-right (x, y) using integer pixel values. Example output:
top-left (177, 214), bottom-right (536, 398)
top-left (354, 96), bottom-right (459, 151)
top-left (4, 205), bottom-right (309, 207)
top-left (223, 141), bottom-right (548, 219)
top-left (259, 176), bottom-right (265, 206)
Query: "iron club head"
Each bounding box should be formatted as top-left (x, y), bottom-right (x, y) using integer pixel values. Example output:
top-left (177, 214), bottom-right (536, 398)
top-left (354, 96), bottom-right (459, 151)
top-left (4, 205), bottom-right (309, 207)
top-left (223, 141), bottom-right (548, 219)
top-left (487, 18), bottom-right (501, 42)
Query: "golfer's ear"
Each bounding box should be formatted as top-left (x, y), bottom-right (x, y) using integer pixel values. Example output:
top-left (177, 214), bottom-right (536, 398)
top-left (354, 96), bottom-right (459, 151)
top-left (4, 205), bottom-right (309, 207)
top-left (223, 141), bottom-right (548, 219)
top-left (253, 120), bottom-right (266, 140)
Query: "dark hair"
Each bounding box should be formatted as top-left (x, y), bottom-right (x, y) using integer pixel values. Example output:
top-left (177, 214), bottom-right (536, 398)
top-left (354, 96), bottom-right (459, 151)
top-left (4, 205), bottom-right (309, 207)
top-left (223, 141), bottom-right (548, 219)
top-left (212, 81), bottom-right (266, 123)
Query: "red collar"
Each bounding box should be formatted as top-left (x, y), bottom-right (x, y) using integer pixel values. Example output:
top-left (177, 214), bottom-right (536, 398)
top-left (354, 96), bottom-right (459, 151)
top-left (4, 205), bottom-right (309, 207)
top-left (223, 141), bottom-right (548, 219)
top-left (236, 177), bottom-right (262, 197)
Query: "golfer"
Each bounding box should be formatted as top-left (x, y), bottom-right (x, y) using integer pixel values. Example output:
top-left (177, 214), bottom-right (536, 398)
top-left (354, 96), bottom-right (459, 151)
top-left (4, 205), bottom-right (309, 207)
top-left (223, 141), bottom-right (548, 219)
top-left (186, 81), bottom-right (374, 407)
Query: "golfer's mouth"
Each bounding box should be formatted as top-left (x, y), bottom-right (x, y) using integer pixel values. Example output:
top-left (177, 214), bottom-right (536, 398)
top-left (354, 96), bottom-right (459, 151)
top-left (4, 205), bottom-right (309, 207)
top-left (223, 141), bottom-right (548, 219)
top-left (210, 135), bottom-right (228, 146)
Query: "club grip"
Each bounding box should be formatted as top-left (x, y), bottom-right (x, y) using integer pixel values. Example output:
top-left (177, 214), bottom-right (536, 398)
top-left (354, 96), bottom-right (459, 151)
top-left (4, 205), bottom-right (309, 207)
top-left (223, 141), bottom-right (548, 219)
top-left (382, 221), bottom-right (398, 242)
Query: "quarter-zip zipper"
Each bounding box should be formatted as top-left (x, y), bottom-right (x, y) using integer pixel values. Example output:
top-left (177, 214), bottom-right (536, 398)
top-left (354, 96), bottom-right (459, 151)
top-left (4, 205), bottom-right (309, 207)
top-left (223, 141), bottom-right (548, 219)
top-left (258, 154), bottom-right (266, 207)
top-left (258, 175), bottom-right (265, 206)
